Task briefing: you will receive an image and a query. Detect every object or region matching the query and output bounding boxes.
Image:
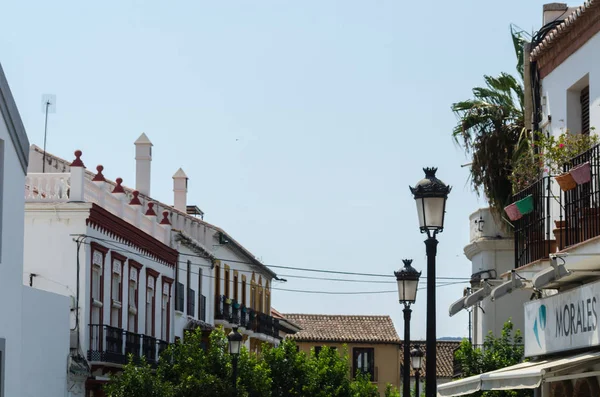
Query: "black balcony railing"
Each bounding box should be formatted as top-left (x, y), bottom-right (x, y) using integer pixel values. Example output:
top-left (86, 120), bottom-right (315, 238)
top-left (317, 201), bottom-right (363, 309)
top-left (254, 312), bottom-right (280, 338)
top-left (513, 176), bottom-right (553, 268)
top-left (563, 143), bottom-right (600, 246)
top-left (143, 335), bottom-right (157, 363)
top-left (125, 331), bottom-right (142, 358)
top-left (216, 295), bottom-right (233, 322)
top-left (88, 324), bottom-right (170, 366)
top-left (88, 324), bottom-right (126, 364)
top-left (231, 301), bottom-right (240, 324)
top-left (199, 294), bottom-right (207, 322)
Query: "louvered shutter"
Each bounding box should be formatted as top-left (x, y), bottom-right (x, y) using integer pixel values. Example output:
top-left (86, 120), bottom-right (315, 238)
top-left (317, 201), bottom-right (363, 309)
top-left (581, 86), bottom-right (590, 135)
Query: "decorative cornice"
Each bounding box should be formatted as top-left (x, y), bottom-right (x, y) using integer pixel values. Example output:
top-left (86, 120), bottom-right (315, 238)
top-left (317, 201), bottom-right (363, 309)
top-left (463, 237), bottom-right (514, 260)
top-left (175, 232), bottom-right (217, 263)
top-left (86, 204), bottom-right (178, 267)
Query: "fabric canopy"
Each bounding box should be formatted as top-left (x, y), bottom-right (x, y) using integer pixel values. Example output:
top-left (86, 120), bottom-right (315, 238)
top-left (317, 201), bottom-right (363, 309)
top-left (437, 351), bottom-right (600, 396)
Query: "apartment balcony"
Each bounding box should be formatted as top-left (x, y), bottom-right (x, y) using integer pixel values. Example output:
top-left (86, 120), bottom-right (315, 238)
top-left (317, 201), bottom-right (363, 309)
top-left (561, 143), bottom-right (600, 247)
top-left (511, 143), bottom-right (600, 269)
top-left (253, 312), bottom-right (280, 339)
top-left (215, 295), bottom-right (232, 322)
top-left (512, 176), bottom-right (555, 268)
top-left (88, 324), bottom-right (170, 366)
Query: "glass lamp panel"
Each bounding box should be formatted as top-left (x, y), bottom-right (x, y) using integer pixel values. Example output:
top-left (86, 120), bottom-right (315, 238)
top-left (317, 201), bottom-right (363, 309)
top-left (423, 196), bottom-right (445, 230)
top-left (411, 353), bottom-right (422, 370)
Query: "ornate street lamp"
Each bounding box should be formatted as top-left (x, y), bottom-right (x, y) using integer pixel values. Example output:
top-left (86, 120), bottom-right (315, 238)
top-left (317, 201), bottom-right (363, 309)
top-left (411, 345), bottom-right (424, 397)
top-left (228, 327), bottom-right (243, 395)
top-left (395, 259), bottom-right (421, 397)
top-left (410, 167), bottom-right (451, 397)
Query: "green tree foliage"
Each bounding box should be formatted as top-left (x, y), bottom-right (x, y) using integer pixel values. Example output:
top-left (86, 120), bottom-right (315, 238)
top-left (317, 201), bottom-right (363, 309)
top-left (385, 383), bottom-right (401, 397)
top-left (106, 328), bottom-right (391, 397)
top-left (104, 356), bottom-right (173, 397)
top-left (453, 320), bottom-right (532, 397)
top-left (452, 26), bottom-right (527, 219)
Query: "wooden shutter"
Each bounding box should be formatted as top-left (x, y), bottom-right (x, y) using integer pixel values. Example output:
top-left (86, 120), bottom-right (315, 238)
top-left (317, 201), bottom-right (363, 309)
top-left (581, 86), bottom-right (590, 135)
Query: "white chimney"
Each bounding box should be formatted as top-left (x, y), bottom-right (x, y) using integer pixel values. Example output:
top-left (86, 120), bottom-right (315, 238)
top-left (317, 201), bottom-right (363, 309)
top-left (134, 133), bottom-right (153, 196)
top-left (173, 168), bottom-right (188, 212)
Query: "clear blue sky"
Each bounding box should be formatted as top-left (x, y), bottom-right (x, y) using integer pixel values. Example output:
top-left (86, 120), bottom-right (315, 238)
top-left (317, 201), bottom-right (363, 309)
top-left (1, 0), bottom-right (554, 339)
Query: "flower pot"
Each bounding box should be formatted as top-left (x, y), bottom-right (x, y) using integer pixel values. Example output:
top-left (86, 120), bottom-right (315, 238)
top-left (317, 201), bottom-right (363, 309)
top-left (554, 220), bottom-right (566, 229)
top-left (570, 162), bottom-right (591, 185)
top-left (555, 173), bottom-right (577, 191)
top-left (553, 226), bottom-right (569, 250)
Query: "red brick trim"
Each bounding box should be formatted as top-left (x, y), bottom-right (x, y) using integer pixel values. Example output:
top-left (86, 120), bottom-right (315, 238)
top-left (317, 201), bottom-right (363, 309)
top-left (111, 251), bottom-right (127, 263)
top-left (146, 267), bottom-right (160, 279)
top-left (129, 260), bottom-right (143, 271)
top-left (87, 204), bottom-right (178, 267)
top-left (90, 241), bottom-right (109, 254)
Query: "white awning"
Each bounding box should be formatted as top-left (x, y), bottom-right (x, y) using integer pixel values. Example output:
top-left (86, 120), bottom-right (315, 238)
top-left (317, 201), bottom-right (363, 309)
top-left (437, 351), bottom-right (600, 396)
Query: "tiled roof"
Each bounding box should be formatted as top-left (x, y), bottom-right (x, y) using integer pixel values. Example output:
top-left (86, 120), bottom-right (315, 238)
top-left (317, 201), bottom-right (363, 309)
top-left (530, 0), bottom-right (599, 61)
top-left (283, 314), bottom-right (401, 345)
top-left (407, 341), bottom-right (461, 379)
top-left (272, 308), bottom-right (302, 331)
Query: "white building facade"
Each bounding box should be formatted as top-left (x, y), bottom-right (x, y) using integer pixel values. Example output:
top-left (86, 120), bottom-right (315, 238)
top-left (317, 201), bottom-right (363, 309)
top-left (24, 151), bottom-right (179, 396)
top-left (0, 62), bottom-right (70, 397)
top-left (440, 2), bottom-right (600, 396)
top-left (26, 132), bottom-right (291, 396)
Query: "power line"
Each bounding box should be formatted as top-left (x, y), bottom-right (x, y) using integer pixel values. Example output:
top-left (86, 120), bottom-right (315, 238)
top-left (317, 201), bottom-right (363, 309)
top-left (71, 234), bottom-right (469, 296)
top-left (77, 234), bottom-right (471, 282)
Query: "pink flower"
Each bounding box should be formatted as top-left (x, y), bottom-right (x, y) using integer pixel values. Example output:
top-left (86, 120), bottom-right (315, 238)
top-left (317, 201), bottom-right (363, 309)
top-left (559, 143), bottom-right (565, 148)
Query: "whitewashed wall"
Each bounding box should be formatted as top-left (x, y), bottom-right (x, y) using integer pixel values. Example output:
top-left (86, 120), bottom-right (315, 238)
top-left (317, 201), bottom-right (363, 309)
top-left (21, 286), bottom-right (70, 397)
top-left (23, 205), bottom-right (176, 355)
top-left (465, 208), bottom-right (529, 344)
top-left (541, 33), bottom-right (600, 138)
top-left (173, 243), bottom-right (213, 339)
top-left (0, 104), bottom-right (27, 397)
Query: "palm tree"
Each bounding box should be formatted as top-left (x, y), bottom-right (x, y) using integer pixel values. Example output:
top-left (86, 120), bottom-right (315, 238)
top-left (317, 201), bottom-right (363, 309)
top-left (452, 26), bottom-right (527, 219)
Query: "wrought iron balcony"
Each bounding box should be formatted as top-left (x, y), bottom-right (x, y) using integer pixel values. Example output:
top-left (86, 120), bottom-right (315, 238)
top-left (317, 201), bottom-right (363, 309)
top-left (512, 176), bottom-right (555, 268)
top-left (142, 335), bottom-right (157, 363)
top-left (215, 295), bottom-right (232, 322)
top-left (88, 324), bottom-right (171, 366)
top-left (561, 143), bottom-right (600, 247)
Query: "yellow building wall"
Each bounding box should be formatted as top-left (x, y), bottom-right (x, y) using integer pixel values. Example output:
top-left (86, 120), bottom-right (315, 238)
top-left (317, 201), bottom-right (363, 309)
top-left (295, 341), bottom-right (400, 396)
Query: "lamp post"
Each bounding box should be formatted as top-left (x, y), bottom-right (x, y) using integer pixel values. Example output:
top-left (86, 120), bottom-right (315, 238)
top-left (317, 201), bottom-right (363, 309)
top-left (410, 167), bottom-right (451, 397)
top-left (228, 327), bottom-right (243, 395)
top-left (411, 346), bottom-right (424, 397)
top-left (395, 259), bottom-right (421, 397)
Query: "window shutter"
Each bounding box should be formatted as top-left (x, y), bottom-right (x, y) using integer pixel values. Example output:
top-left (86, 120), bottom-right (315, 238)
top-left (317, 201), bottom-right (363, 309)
top-left (581, 86), bottom-right (590, 135)
top-left (176, 282), bottom-right (184, 311)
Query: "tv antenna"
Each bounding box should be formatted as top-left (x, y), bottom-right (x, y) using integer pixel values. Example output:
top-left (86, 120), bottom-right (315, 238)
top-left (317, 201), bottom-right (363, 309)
top-left (41, 94), bottom-right (56, 173)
